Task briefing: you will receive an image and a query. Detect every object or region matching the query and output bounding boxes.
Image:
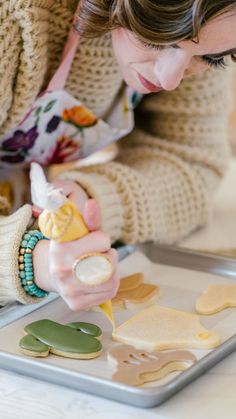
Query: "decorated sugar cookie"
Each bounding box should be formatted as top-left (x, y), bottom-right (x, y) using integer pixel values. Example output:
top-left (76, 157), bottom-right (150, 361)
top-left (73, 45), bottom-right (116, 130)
top-left (112, 273), bottom-right (160, 311)
top-left (196, 284), bottom-right (236, 314)
top-left (118, 273), bottom-right (144, 292)
top-left (19, 320), bottom-right (102, 359)
top-left (108, 345), bottom-right (196, 386)
top-left (112, 306), bottom-right (221, 351)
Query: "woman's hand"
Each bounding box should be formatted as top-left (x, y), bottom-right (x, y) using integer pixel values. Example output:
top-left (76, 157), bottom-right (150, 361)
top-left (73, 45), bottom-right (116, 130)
top-left (32, 191), bottom-right (120, 311)
top-left (33, 231), bottom-right (119, 311)
top-left (32, 179), bottom-right (94, 223)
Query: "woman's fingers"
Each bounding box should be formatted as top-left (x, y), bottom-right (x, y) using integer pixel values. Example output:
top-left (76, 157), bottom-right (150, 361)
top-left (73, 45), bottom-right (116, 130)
top-left (48, 227), bottom-right (118, 311)
top-left (83, 199), bottom-right (101, 231)
top-left (65, 287), bottom-right (118, 312)
top-left (51, 247), bottom-right (119, 311)
top-left (55, 269), bottom-right (120, 300)
top-left (50, 231), bottom-right (111, 263)
top-left (32, 204), bottom-right (43, 218)
top-left (52, 248), bottom-right (119, 292)
top-left (83, 271), bottom-right (120, 296)
top-left (33, 178), bottom-right (101, 233)
top-left (81, 249), bottom-right (119, 293)
top-left (52, 179), bottom-right (88, 213)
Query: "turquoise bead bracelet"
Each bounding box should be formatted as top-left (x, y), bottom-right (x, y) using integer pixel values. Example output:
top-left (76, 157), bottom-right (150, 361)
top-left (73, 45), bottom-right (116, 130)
top-left (19, 230), bottom-right (49, 298)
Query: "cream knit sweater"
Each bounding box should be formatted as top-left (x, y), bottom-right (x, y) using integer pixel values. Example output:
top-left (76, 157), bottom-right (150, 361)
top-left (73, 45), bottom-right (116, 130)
top-left (0, 0), bottom-right (234, 304)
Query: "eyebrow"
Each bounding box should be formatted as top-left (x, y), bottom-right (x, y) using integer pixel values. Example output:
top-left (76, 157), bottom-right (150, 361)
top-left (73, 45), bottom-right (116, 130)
top-left (204, 47), bottom-right (236, 58)
top-left (172, 43), bottom-right (236, 58)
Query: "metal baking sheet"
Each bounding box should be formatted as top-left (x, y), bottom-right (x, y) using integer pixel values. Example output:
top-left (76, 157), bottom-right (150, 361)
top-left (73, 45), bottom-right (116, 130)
top-left (139, 242), bottom-right (236, 279)
top-left (0, 243), bottom-right (236, 408)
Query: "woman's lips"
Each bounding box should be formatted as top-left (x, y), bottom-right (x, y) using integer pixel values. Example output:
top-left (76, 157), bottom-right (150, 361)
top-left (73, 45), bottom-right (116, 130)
top-left (137, 73), bottom-right (162, 92)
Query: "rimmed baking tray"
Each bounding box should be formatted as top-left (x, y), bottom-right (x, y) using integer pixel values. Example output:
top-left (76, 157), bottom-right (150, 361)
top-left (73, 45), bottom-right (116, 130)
top-left (0, 243), bottom-right (236, 408)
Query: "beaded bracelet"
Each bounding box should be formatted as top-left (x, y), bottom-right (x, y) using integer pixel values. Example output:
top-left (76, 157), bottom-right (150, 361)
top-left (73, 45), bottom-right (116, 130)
top-left (18, 230), bottom-right (49, 298)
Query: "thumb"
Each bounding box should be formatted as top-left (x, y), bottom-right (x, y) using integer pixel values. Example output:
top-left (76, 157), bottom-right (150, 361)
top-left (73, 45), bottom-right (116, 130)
top-left (32, 205), bottom-right (43, 218)
top-left (83, 199), bottom-right (101, 231)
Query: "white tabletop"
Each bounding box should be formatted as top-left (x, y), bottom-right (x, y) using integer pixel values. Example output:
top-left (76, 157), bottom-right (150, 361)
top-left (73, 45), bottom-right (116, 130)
top-left (0, 353), bottom-right (236, 419)
top-left (1, 160), bottom-right (236, 419)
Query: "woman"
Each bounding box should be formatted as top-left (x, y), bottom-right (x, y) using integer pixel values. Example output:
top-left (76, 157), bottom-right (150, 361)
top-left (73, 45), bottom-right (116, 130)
top-left (0, 0), bottom-right (235, 309)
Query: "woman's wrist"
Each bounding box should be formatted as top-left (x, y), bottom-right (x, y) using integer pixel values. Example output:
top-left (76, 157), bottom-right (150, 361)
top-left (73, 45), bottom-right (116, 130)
top-left (18, 230), bottom-right (49, 298)
top-left (32, 239), bottom-right (55, 293)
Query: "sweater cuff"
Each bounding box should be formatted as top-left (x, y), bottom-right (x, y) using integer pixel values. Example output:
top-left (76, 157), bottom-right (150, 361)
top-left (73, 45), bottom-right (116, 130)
top-left (0, 204), bottom-right (41, 305)
top-left (57, 170), bottom-right (123, 243)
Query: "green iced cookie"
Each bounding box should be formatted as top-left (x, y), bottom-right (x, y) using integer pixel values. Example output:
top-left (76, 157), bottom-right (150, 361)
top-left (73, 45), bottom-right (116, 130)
top-left (66, 322), bottom-right (102, 338)
top-left (20, 319), bottom-right (102, 359)
top-left (19, 334), bottom-right (49, 357)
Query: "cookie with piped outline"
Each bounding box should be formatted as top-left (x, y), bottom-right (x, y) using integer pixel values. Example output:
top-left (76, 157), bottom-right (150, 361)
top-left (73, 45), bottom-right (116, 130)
top-left (196, 284), bottom-right (236, 314)
top-left (112, 305), bottom-right (221, 351)
top-left (112, 273), bottom-right (160, 311)
top-left (108, 344), bottom-right (197, 386)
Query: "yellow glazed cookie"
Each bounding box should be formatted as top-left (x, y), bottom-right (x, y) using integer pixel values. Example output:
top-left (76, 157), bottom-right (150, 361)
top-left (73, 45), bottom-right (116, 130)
top-left (196, 284), bottom-right (236, 314)
top-left (111, 273), bottom-right (160, 311)
top-left (118, 273), bottom-right (144, 292)
top-left (112, 305), bottom-right (220, 351)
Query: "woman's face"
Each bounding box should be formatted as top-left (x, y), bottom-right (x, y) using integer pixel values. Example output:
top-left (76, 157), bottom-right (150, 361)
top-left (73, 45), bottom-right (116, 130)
top-left (111, 11), bottom-right (236, 93)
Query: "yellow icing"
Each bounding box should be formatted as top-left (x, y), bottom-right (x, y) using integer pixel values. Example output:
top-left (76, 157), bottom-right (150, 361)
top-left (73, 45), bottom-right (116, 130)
top-left (197, 332), bottom-right (211, 340)
top-left (38, 199), bottom-right (88, 242)
top-left (99, 300), bottom-right (115, 328)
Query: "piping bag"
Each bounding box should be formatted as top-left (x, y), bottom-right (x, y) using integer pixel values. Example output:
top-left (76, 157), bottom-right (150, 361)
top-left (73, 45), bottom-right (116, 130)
top-left (30, 162), bottom-right (115, 328)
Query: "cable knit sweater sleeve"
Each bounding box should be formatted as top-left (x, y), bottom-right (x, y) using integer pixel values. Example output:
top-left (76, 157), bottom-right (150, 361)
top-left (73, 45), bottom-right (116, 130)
top-left (0, 204), bottom-right (41, 304)
top-left (58, 66), bottom-right (234, 245)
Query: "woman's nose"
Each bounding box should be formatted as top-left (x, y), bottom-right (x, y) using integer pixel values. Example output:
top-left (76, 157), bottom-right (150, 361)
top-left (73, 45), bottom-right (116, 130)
top-left (154, 51), bottom-right (191, 91)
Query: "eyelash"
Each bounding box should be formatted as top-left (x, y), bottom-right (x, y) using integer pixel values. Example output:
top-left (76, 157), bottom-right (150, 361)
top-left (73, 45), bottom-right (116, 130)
top-left (142, 42), bottom-right (227, 69)
top-left (142, 42), bottom-right (163, 52)
top-left (201, 56), bottom-right (227, 69)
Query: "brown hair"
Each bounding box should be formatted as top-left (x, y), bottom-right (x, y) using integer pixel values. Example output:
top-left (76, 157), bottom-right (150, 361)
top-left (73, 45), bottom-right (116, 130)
top-left (77, 0), bottom-right (236, 59)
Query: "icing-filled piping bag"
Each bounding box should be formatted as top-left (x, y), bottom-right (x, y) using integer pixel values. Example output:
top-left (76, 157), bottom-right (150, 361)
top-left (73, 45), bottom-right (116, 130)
top-left (30, 162), bottom-right (115, 327)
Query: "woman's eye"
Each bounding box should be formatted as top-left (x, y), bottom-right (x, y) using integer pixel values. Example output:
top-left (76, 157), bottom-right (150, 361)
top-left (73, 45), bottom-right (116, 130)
top-left (202, 56), bottom-right (227, 69)
top-left (141, 42), bottom-right (162, 52)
